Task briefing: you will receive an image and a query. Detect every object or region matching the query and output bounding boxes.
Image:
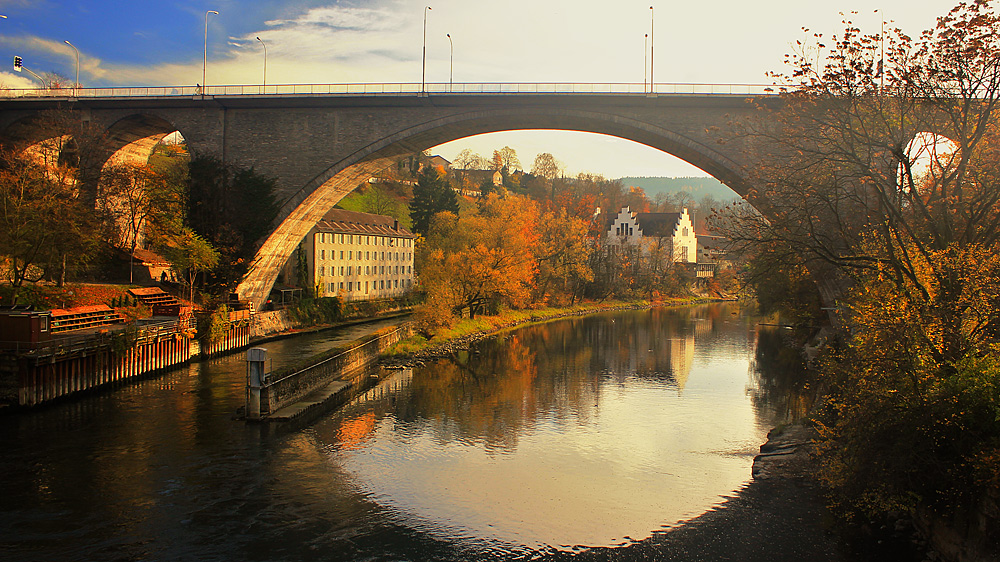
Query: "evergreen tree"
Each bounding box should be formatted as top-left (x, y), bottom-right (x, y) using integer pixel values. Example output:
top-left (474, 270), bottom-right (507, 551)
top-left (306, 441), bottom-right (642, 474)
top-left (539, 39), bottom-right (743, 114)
top-left (410, 165), bottom-right (458, 236)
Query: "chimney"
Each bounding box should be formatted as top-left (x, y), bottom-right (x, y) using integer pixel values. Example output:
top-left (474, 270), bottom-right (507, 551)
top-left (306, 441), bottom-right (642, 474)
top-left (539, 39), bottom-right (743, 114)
top-left (393, 219), bottom-right (399, 231)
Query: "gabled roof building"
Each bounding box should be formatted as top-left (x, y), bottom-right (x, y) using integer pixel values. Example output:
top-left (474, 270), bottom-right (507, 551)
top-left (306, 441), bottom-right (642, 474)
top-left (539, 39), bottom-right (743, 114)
top-left (303, 208), bottom-right (416, 301)
top-left (605, 206), bottom-right (698, 264)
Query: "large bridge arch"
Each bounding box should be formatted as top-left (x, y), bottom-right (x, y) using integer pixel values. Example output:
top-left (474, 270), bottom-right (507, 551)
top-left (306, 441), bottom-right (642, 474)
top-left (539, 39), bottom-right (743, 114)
top-left (238, 106), bottom-right (755, 306)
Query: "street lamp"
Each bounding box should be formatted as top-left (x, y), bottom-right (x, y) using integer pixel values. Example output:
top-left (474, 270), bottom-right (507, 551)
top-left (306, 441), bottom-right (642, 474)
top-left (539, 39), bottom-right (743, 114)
top-left (649, 6), bottom-right (654, 94)
top-left (446, 33), bottom-right (453, 91)
top-left (203, 10), bottom-right (219, 94)
top-left (256, 36), bottom-right (267, 90)
top-left (64, 40), bottom-right (79, 96)
top-left (421, 6), bottom-right (431, 94)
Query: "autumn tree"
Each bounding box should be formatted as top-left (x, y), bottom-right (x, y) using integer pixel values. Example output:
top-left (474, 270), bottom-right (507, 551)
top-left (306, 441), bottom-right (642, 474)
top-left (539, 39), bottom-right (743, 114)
top-left (717, 0), bottom-right (1000, 516)
top-left (533, 207), bottom-right (593, 304)
top-left (99, 163), bottom-right (174, 283)
top-left (0, 150), bottom-right (95, 300)
top-left (419, 194), bottom-right (539, 321)
top-left (491, 146), bottom-right (521, 172)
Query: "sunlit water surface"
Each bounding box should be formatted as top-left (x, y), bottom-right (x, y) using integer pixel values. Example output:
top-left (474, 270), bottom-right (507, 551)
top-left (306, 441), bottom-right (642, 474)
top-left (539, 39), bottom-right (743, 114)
top-left (0, 305), bottom-right (805, 561)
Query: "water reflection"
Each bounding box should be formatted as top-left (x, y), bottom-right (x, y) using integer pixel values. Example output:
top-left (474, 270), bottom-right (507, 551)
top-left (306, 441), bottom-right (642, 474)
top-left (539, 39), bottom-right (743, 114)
top-left (0, 307), bottom-right (812, 562)
top-left (313, 304), bottom-right (792, 554)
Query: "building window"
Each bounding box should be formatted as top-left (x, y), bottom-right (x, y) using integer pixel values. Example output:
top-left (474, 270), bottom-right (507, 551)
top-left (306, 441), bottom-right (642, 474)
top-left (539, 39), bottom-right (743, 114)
top-left (348, 235), bottom-right (353, 244)
top-left (319, 266), bottom-right (325, 276)
top-left (340, 251), bottom-right (344, 260)
top-left (339, 266), bottom-right (344, 275)
top-left (348, 281), bottom-right (353, 291)
top-left (380, 266), bottom-right (384, 275)
top-left (394, 280), bottom-right (398, 288)
top-left (683, 227), bottom-right (689, 237)
top-left (320, 249), bottom-right (325, 260)
top-left (339, 282), bottom-right (344, 290)
top-left (339, 234), bottom-right (344, 243)
top-left (365, 281), bottom-right (369, 294)
top-left (366, 251), bottom-right (370, 260)
top-left (348, 266), bottom-right (353, 275)
top-left (380, 280), bottom-right (385, 289)
top-left (348, 251), bottom-right (352, 260)
top-left (365, 266), bottom-right (370, 275)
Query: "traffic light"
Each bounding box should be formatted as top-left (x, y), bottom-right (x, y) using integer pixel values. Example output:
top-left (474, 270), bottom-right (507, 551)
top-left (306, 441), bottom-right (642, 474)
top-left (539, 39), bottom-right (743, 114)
top-left (13, 56), bottom-right (21, 72)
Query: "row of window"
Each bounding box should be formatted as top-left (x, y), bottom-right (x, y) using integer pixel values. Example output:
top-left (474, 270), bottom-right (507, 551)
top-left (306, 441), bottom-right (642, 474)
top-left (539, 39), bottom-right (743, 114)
top-left (318, 265), bottom-right (413, 277)
top-left (318, 249), bottom-right (410, 262)
top-left (327, 278), bottom-right (412, 294)
top-left (317, 232), bottom-right (412, 248)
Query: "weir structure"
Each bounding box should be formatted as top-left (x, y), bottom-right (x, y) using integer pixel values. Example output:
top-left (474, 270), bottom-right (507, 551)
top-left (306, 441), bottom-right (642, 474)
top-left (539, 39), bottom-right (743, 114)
top-left (0, 84), bottom-right (773, 308)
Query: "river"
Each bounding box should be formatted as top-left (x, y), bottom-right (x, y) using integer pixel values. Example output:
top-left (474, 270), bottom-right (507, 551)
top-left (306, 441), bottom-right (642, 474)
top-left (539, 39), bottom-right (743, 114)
top-left (0, 304), bottom-right (811, 562)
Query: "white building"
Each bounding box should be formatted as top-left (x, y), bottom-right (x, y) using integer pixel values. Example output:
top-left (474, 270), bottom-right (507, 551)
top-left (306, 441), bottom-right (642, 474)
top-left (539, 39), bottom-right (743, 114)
top-left (305, 209), bottom-right (416, 301)
top-left (605, 206), bottom-right (698, 263)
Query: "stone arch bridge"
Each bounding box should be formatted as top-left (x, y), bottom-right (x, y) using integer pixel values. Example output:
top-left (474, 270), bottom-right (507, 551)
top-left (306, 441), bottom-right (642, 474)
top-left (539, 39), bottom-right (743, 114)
top-left (0, 90), bottom-right (767, 307)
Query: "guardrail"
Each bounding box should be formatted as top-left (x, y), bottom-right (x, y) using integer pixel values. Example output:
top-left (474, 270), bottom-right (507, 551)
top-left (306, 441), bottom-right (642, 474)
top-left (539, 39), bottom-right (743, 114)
top-left (0, 82), bottom-right (786, 100)
top-left (0, 316), bottom-right (195, 358)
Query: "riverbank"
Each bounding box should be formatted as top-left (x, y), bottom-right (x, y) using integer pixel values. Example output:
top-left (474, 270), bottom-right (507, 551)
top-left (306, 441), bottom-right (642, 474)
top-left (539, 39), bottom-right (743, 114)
top-left (381, 296), bottom-right (726, 365)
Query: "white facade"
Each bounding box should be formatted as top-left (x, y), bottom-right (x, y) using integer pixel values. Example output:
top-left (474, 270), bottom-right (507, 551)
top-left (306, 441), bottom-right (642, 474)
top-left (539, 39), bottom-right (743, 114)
top-left (305, 209), bottom-right (416, 301)
top-left (606, 206), bottom-right (698, 263)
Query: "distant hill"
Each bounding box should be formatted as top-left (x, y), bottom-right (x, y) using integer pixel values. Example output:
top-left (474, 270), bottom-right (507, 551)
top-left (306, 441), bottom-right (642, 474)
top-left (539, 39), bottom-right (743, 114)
top-left (617, 176), bottom-right (741, 202)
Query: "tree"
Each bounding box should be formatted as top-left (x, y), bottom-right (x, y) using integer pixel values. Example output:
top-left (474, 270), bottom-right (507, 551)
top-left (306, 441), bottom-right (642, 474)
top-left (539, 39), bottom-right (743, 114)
top-left (160, 228), bottom-right (219, 303)
top-left (186, 156), bottom-right (279, 297)
top-left (0, 150), bottom-right (93, 301)
top-left (716, 0), bottom-right (1000, 516)
top-left (419, 194), bottom-right (539, 320)
top-left (533, 207), bottom-right (593, 304)
top-left (409, 164), bottom-right (459, 236)
top-left (491, 146), bottom-right (521, 172)
top-left (531, 152), bottom-right (563, 180)
top-left (453, 148), bottom-right (489, 170)
top-left (100, 163), bottom-right (168, 283)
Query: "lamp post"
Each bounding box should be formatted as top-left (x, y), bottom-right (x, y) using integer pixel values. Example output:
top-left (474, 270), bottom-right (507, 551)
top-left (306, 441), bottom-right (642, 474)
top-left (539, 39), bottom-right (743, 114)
top-left (644, 33), bottom-right (648, 93)
top-left (446, 33), bottom-right (453, 91)
top-left (421, 6), bottom-right (432, 94)
top-left (203, 10), bottom-right (218, 94)
top-left (63, 40), bottom-right (79, 96)
top-left (649, 6), bottom-right (654, 94)
top-left (256, 36), bottom-right (267, 91)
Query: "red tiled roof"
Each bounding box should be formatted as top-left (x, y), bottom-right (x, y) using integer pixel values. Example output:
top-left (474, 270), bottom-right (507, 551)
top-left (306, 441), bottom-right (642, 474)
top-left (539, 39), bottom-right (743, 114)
top-left (316, 208), bottom-right (415, 238)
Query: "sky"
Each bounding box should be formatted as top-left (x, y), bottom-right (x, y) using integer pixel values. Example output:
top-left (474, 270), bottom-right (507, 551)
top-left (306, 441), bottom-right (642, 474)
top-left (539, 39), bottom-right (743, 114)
top-left (0, 0), bottom-right (962, 178)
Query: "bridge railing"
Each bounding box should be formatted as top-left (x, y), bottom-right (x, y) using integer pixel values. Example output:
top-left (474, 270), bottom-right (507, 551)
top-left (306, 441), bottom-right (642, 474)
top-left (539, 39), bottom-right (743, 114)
top-left (0, 82), bottom-right (785, 99)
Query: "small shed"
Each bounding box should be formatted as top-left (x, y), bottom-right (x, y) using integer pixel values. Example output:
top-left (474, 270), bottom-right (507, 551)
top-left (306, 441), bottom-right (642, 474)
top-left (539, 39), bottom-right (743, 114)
top-left (0, 307), bottom-right (53, 350)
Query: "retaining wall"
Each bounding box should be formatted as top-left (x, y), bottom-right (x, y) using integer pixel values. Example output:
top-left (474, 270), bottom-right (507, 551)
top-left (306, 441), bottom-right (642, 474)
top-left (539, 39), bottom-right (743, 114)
top-left (258, 323), bottom-right (413, 417)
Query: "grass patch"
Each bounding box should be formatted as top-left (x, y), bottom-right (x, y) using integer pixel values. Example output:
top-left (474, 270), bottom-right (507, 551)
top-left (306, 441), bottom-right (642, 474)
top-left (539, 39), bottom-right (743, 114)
top-left (384, 296), bottom-right (713, 357)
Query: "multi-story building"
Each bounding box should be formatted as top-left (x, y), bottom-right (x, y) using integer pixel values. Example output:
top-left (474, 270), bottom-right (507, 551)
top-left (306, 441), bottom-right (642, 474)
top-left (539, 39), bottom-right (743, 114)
top-left (304, 209), bottom-right (416, 301)
top-left (605, 206), bottom-right (698, 263)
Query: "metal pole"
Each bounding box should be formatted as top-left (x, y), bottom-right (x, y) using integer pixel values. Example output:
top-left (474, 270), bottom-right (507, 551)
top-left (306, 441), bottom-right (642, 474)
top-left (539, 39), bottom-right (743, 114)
top-left (422, 6), bottom-right (432, 94)
top-left (63, 40), bottom-right (79, 96)
top-left (204, 10), bottom-right (218, 94)
top-left (447, 33), bottom-right (453, 91)
top-left (649, 6), bottom-right (654, 94)
top-left (256, 36), bottom-right (267, 90)
top-left (644, 33), bottom-right (648, 93)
